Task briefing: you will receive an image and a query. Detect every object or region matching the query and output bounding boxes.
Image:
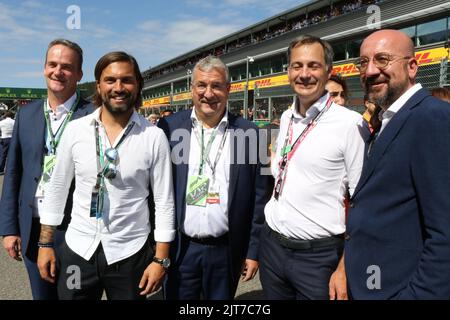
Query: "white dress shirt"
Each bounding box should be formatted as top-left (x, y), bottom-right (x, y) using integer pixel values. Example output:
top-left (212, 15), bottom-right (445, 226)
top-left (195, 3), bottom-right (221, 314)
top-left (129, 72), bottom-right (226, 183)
top-left (265, 93), bottom-right (366, 240)
top-left (40, 108), bottom-right (175, 264)
top-left (379, 83), bottom-right (422, 135)
top-left (33, 93), bottom-right (77, 218)
top-left (182, 108), bottom-right (231, 238)
top-left (0, 117), bottom-right (15, 138)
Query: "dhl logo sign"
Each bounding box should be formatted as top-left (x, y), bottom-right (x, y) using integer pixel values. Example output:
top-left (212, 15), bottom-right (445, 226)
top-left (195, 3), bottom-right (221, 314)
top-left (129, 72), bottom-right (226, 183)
top-left (142, 96), bottom-right (170, 107)
top-left (333, 47), bottom-right (449, 77)
top-left (173, 92), bottom-right (192, 101)
top-left (230, 75), bottom-right (290, 93)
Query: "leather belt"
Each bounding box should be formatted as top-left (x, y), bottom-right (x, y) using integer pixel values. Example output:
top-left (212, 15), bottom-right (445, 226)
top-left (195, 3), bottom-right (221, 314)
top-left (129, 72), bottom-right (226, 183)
top-left (266, 224), bottom-right (344, 250)
top-left (181, 232), bottom-right (229, 246)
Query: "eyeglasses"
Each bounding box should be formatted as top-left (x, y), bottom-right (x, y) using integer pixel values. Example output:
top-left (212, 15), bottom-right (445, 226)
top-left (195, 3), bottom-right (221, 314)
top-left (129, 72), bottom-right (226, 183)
top-left (354, 53), bottom-right (411, 73)
top-left (329, 91), bottom-right (346, 98)
top-left (102, 148), bottom-right (118, 179)
top-left (193, 82), bottom-right (228, 94)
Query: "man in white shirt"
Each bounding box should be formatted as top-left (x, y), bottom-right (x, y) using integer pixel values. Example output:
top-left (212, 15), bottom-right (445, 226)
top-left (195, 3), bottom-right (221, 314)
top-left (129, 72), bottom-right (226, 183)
top-left (37, 51), bottom-right (175, 300)
top-left (260, 35), bottom-right (366, 300)
top-left (345, 30), bottom-right (450, 299)
top-left (0, 111), bottom-right (15, 174)
top-left (0, 39), bottom-right (93, 300)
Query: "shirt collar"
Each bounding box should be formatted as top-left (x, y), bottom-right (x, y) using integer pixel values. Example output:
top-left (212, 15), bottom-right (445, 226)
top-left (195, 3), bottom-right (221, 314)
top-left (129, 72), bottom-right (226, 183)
top-left (46, 92), bottom-right (77, 115)
top-left (190, 107), bottom-right (228, 129)
top-left (90, 107), bottom-right (142, 128)
top-left (290, 92), bottom-right (330, 119)
top-left (381, 83), bottom-right (422, 120)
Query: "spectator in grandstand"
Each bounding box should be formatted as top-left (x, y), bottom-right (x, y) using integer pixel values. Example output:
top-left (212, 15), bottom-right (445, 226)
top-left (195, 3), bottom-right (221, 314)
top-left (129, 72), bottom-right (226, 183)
top-left (0, 39), bottom-right (94, 300)
top-left (37, 51), bottom-right (175, 300)
top-left (0, 111), bottom-right (15, 175)
top-left (158, 55), bottom-right (270, 300)
top-left (259, 35), bottom-right (366, 300)
top-left (247, 107), bottom-right (254, 120)
top-left (326, 74), bottom-right (349, 106)
top-left (430, 87), bottom-right (450, 103)
top-left (161, 109), bottom-right (174, 118)
top-left (362, 94), bottom-right (381, 133)
top-left (345, 29), bottom-right (450, 299)
top-left (147, 113), bottom-right (159, 125)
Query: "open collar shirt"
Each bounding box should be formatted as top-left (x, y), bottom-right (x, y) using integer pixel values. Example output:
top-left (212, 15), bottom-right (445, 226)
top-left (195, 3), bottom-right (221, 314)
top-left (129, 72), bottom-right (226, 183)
top-left (265, 93), bottom-right (366, 240)
top-left (378, 83), bottom-right (422, 136)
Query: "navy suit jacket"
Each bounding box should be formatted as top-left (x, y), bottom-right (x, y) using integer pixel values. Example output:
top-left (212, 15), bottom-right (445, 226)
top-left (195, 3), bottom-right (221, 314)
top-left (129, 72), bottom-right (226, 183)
top-left (345, 88), bottom-right (450, 299)
top-left (158, 110), bottom-right (271, 292)
top-left (0, 98), bottom-right (94, 255)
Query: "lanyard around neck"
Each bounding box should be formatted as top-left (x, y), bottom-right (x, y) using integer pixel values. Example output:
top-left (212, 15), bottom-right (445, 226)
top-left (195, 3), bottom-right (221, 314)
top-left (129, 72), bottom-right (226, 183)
top-left (281, 96), bottom-right (333, 161)
top-left (273, 97), bottom-right (333, 200)
top-left (43, 93), bottom-right (80, 155)
top-left (192, 121), bottom-right (228, 176)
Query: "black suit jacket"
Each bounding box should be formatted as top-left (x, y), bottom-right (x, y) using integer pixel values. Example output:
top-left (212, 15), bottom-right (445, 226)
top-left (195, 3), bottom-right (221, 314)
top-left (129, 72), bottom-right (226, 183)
top-left (345, 88), bottom-right (450, 299)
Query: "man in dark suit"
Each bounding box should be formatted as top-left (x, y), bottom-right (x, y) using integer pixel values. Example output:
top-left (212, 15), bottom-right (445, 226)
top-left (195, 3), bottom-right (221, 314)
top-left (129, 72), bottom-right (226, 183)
top-left (158, 55), bottom-right (270, 299)
top-left (0, 39), bottom-right (93, 299)
top-left (346, 29), bottom-right (450, 299)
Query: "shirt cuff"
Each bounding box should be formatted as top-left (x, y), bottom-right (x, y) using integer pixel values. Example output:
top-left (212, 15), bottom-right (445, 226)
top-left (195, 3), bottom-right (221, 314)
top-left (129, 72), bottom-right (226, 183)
top-left (39, 213), bottom-right (64, 226)
top-left (154, 229), bottom-right (176, 243)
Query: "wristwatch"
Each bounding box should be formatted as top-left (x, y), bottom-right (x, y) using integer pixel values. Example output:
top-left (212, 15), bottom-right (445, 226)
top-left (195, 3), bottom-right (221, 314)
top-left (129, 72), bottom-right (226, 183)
top-left (152, 256), bottom-right (171, 269)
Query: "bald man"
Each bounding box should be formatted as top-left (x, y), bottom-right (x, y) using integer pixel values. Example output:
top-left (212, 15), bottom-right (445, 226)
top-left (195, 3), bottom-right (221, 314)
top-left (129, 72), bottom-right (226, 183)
top-left (345, 30), bottom-right (450, 299)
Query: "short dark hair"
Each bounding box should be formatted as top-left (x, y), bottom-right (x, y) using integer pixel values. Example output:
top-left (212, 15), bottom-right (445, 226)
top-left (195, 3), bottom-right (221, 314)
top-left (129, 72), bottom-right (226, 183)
top-left (287, 35), bottom-right (334, 72)
top-left (3, 111), bottom-right (14, 119)
top-left (328, 74), bottom-right (349, 99)
top-left (46, 39), bottom-right (83, 71)
top-left (93, 51), bottom-right (143, 108)
top-left (431, 87), bottom-right (450, 103)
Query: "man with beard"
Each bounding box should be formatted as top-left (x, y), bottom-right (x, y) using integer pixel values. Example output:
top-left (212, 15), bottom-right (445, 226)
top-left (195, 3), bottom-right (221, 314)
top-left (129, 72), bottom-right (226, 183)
top-left (36, 51), bottom-right (175, 300)
top-left (0, 39), bottom-right (93, 299)
top-left (345, 29), bottom-right (450, 299)
top-left (259, 35), bottom-right (366, 300)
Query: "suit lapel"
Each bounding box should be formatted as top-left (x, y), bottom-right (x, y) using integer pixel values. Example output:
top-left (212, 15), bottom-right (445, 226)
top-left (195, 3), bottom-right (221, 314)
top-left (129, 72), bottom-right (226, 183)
top-left (35, 100), bottom-right (46, 159)
top-left (72, 98), bottom-right (92, 120)
top-left (176, 112), bottom-right (193, 220)
top-left (353, 89), bottom-right (428, 197)
top-left (227, 113), bottom-right (242, 207)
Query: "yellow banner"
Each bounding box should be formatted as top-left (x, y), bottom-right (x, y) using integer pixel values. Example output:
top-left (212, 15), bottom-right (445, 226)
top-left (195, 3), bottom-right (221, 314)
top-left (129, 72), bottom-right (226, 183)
top-left (173, 92), bottom-right (192, 101)
top-left (230, 74), bottom-right (290, 93)
top-left (142, 96), bottom-right (170, 107)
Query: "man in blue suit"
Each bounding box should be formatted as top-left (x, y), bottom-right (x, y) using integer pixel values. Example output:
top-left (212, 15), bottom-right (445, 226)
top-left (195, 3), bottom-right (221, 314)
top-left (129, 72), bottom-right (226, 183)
top-left (0, 39), bottom-right (93, 299)
top-left (158, 56), bottom-right (271, 299)
top-left (346, 29), bottom-right (450, 299)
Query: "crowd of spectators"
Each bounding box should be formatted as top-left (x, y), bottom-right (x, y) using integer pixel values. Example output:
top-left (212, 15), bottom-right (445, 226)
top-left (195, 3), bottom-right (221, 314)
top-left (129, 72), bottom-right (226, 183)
top-left (143, 0), bottom-right (384, 82)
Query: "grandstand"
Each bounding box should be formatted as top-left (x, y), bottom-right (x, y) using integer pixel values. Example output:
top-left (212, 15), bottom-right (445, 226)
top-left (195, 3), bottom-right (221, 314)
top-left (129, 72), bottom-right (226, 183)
top-left (140, 0), bottom-right (450, 123)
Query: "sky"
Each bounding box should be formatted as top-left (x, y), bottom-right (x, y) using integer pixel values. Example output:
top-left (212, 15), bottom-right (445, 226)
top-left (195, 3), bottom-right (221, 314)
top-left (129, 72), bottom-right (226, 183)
top-left (0, 0), bottom-right (309, 88)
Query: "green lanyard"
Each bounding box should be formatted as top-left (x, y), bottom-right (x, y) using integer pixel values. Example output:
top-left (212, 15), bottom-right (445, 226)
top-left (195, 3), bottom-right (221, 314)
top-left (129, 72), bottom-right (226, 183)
top-left (43, 93), bottom-right (80, 155)
top-left (192, 121), bottom-right (228, 176)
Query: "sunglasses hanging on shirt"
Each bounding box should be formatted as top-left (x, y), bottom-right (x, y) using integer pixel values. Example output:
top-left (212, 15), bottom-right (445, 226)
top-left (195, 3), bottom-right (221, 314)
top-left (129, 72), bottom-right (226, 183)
top-left (90, 121), bottom-right (135, 218)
